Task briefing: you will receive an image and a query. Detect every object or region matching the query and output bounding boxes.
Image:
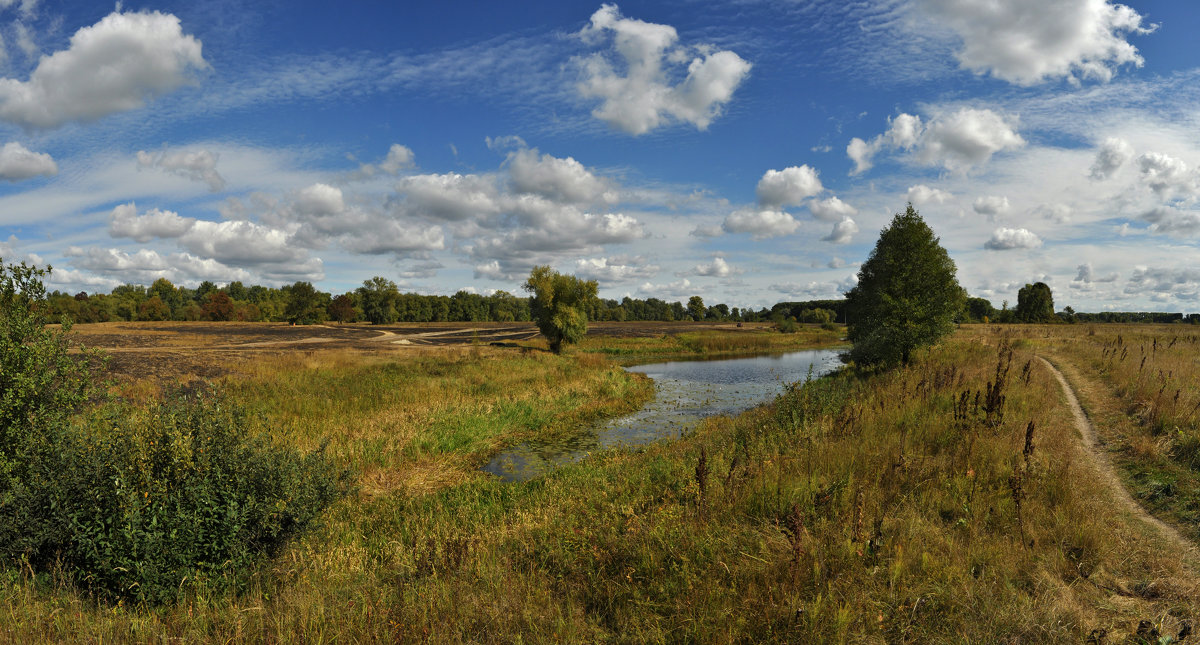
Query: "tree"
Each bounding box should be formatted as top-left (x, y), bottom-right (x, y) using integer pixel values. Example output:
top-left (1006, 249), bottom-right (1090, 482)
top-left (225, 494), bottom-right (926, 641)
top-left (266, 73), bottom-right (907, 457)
top-left (687, 296), bottom-right (705, 321)
top-left (965, 297), bottom-right (996, 323)
top-left (1015, 282), bottom-right (1055, 323)
top-left (328, 293), bottom-right (357, 323)
top-left (0, 261), bottom-right (99, 453)
top-left (357, 277), bottom-right (400, 324)
top-left (202, 291), bottom-right (235, 321)
top-left (284, 282), bottom-right (327, 325)
top-left (845, 204), bottom-right (965, 366)
top-left (524, 265), bottom-right (598, 354)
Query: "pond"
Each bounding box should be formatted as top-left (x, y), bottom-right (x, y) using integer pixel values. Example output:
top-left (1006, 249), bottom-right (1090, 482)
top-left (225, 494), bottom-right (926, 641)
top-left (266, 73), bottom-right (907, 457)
top-left (482, 348), bottom-right (843, 482)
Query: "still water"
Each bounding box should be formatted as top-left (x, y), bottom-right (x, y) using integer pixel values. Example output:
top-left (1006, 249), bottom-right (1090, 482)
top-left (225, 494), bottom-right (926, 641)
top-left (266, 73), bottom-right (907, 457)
top-left (483, 348), bottom-right (843, 482)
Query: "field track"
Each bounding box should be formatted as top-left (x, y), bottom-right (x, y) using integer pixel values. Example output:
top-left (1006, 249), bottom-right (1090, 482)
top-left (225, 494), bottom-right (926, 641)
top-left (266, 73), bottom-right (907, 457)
top-left (1038, 355), bottom-right (1200, 566)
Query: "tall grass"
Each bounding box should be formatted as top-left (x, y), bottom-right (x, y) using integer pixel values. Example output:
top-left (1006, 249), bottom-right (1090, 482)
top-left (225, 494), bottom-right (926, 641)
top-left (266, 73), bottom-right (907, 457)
top-left (1, 333), bottom-right (1196, 642)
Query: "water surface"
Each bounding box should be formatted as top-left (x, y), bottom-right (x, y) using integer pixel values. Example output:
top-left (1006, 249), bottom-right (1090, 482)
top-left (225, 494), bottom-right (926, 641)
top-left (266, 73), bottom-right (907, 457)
top-left (483, 349), bottom-right (842, 482)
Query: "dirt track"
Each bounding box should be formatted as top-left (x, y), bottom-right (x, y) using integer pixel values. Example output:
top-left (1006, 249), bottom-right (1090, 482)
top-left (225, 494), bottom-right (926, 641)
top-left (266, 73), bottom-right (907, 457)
top-left (1037, 355), bottom-right (1199, 562)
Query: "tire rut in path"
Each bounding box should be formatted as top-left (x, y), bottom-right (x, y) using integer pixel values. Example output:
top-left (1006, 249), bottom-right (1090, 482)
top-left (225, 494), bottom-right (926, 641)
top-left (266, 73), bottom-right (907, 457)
top-left (1036, 355), bottom-right (1199, 561)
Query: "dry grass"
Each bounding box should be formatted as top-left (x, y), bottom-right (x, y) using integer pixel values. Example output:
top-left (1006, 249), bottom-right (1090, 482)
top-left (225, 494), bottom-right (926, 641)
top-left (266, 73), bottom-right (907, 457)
top-left (2, 325), bottom-right (1197, 642)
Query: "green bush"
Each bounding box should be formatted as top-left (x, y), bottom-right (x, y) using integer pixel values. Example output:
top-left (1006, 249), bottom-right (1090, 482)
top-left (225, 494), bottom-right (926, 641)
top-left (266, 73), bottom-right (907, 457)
top-left (0, 393), bottom-right (350, 604)
top-left (0, 260), bottom-right (349, 604)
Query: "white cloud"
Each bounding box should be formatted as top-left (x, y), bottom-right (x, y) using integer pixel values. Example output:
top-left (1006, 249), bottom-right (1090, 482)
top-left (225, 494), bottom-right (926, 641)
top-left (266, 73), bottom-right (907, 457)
top-left (294, 183), bottom-right (345, 216)
top-left (108, 202), bottom-right (195, 242)
top-left (984, 227), bottom-right (1042, 250)
top-left (756, 165), bottom-right (823, 207)
top-left (694, 256), bottom-right (739, 278)
top-left (906, 184), bottom-right (952, 205)
top-left (399, 172), bottom-right (501, 221)
top-left (1141, 206), bottom-right (1200, 237)
top-left (1124, 266), bottom-right (1200, 301)
top-left (919, 0), bottom-right (1153, 85)
top-left (507, 147), bottom-right (613, 203)
top-left (972, 195), bottom-right (1009, 219)
top-left (136, 146), bottom-right (225, 191)
top-left (0, 10), bottom-right (207, 128)
top-left (638, 277), bottom-right (695, 298)
top-left (1089, 137), bottom-right (1133, 180)
top-left (0, 141), bottom-right (55, 180)
top-left (179, 219), bottom-right (305, 266)
top-left (1136, 152), bottom-right (1197, 199)
top-left (689, 223), bottom-right (724, 238)
top-left (380, 144), bottom-right (414, 174)
top-left (918, 108), bottom-right (1024, 171)
top-left (809, 195), bottom-right (857, 222)
top-left (850, 108), bottom-right (1023, 174)
top-left (822, 217), bottom-right (859, 244)
top-left (722, 208), bottom-right (798, 239)
top-left (577, 4), bottom-right (751, 135)
top-left (575, 256), bottom-right (659, 282)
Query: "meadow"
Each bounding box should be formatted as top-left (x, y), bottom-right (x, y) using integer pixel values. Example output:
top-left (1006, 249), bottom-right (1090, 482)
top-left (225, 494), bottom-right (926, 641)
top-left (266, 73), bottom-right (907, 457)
top-left (2, 321), bottom-right (1198, 642)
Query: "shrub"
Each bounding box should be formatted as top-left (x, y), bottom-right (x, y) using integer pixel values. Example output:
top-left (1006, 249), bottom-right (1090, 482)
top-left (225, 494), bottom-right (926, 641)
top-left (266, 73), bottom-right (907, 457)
top-left (0, 392), bottom-right (350, 604)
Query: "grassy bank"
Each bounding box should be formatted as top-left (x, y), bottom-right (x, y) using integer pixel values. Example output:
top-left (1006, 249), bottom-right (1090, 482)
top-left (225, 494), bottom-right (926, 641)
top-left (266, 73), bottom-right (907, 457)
top-left (2, 329), bottom-right (1196, 641)
top-left (579, 324), bottom-right (843, 364)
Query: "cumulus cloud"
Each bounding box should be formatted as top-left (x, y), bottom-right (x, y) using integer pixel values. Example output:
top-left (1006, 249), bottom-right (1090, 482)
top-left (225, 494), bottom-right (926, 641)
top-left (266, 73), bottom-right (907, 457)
top-left (906, 184), bottom-right (952, 205)
top-left (689, 223), bottom-right (724, 238)
top-left (822, 217), bottom-right (859, 244)
top-left (294, 183), bottom-right (345, 216)
top-left (919, 0), bottom-right (1153, 85)
top-left (809, 195), bottom-right (857, 222)
top-left (1088, 137), bottom-right (1133, 181)
top-left (507, 147), bottom-right (614, 203)
top-left (0, 141), bottom-right (55, 179)
top-left (756, 165), bottom-right (823, 207)
top-left (179, 219), bottom-right (306, 266)
top-left (638, 277), bottom-right (695, 298)
top-left (972, 195), bottom-right (1009, 219)
top-left (1136, 152), bottom-right (1197, 199)
top-left (1071, 262), bottom-right (1118, 288)
top-left (693, 256), bottom-right (739, 278)
top-left (136, 146), bottom-right (225, 191)
top-left (575, 256), bottom-right (659, 282)
top-left (0, 10), bottom-right (207, 128)
top-left (984, 227), bottom-right (1042, 250)
top-left (918, 108), bottom-right (1024, 171)
top-left (354, 144), bottom-right (415, 178)
top-left (108, 202), bottom-right (195, 242)
top-left (1036, 203), bottom-right (1073, 224)
top-left (770, 277), bottom-right (856, 299)
top-left (577, 4), bottom-right (751, 135)
top-left (1124, 266), bottom-right (1200, 301)
top-left (1141, 206), bottom-right (1200, 237)
top-left (398, 172), bottom-right (501, 221)
top-left (849, 108), bottom-right (1023, 174)
top-left (62, 246), bottom-right (269, 285)
top-left (722, 208), bottom-right (798, 239)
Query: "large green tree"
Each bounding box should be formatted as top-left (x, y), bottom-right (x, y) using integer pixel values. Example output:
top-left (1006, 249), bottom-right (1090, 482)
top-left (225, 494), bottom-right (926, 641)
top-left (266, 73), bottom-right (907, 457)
top-left (357, 276), bottom-right (400, 324)
top-left (524, 265), bottom-right (598, 354)
top-left (845, 204), bottom-right (965, 366)
top-left (1015, 282), bottom-right (1055, 323)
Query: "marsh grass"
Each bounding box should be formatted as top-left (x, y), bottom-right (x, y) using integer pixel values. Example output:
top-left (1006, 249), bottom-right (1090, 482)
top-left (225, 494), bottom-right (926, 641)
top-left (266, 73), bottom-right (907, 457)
top-left (2, 331), bottom-right (1197, 642)
top-left (580, 326), bottom-right (843, 363)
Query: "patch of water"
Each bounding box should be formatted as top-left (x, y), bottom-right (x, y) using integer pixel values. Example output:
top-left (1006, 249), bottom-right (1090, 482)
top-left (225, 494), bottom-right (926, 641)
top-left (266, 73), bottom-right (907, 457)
top-left (483, 348), bottom-right (843, 482)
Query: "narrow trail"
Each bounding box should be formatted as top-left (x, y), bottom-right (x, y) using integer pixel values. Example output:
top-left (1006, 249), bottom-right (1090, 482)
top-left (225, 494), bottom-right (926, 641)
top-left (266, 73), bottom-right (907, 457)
top-left (1036, 355), bottom-right (1199, 560)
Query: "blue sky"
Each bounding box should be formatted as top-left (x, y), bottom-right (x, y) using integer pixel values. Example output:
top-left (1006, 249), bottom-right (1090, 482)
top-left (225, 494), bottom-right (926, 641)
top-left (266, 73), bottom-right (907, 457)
top-left (0, 0), bottom-right (1197, 312)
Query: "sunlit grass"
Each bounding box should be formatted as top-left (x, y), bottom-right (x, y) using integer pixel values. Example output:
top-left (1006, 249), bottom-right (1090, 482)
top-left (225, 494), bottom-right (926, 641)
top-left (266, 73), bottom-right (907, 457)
top-left (2, 327), bottom-right (1198, 642)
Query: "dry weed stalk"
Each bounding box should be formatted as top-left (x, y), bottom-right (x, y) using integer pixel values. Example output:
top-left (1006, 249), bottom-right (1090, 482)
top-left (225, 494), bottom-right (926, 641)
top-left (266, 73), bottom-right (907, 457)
top-left (984, 344), bottom-right (1012, 428)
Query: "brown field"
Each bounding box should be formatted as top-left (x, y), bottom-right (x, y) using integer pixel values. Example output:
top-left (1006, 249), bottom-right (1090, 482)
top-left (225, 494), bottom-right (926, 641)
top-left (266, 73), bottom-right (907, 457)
top-left (66, 320), bottom-right (782, 385)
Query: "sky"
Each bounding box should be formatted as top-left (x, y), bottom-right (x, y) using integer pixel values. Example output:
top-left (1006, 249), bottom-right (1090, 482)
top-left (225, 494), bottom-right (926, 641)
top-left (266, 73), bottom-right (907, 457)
top-left (0, 0), bottom-right (1197, 312)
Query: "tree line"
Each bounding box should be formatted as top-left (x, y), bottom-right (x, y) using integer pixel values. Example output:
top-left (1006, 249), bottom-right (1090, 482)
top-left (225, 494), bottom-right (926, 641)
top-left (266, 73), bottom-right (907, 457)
top-left (46, 276), bottom-right (784, 325)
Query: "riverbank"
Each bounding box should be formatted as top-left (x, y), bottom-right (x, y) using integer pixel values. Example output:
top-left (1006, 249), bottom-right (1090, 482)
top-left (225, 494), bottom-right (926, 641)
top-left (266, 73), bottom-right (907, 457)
top-left (5, 327), bottom-right (1195, 641)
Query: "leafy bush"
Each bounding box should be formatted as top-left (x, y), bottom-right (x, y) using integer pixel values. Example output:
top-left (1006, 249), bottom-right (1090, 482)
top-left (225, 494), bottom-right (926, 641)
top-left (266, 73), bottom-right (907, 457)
top-left (0, 393), bottom-right (350, 604)
top-left (0, 260), bottom-right (349, 604)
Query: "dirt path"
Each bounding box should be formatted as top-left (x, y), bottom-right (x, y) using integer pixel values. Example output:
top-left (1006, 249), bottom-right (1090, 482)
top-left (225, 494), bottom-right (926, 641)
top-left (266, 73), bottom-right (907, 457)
top-left (1037, 355), bottom-right (1198, 559)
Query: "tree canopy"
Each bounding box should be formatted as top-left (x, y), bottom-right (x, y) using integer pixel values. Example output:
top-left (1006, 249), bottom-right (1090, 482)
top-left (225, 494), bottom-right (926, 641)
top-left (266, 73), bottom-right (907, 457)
top-left (844, 204), bottom-right (965, 366)
top-left (524, 266), bottom-right (598, 354)
top-left (1015, 282), bottom-right (1055, 323)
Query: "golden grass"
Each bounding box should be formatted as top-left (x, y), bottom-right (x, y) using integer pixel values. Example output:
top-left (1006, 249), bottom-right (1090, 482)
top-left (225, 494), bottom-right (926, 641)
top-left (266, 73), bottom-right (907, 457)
top-left (3, 325), bottom-right (1198, 642)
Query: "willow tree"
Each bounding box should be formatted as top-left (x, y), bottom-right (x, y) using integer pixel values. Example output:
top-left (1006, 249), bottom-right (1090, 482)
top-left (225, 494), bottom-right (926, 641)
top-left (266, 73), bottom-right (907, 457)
top-left (524, 265), bottom-right (598, 354)
top-left (844, 204), bottom-right (964, 366)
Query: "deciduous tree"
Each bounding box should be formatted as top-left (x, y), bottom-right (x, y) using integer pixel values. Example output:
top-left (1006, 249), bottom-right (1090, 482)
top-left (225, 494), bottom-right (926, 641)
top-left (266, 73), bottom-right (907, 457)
top-left (845, 204), bottom-right (964, 366)
top-left (524, 265), bottom-right (597, 354)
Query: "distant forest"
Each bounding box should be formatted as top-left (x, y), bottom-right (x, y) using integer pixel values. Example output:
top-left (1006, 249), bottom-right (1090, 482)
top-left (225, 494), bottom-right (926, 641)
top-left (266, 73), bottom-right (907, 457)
top-left (46, 277), bottom-right (1200, 326)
